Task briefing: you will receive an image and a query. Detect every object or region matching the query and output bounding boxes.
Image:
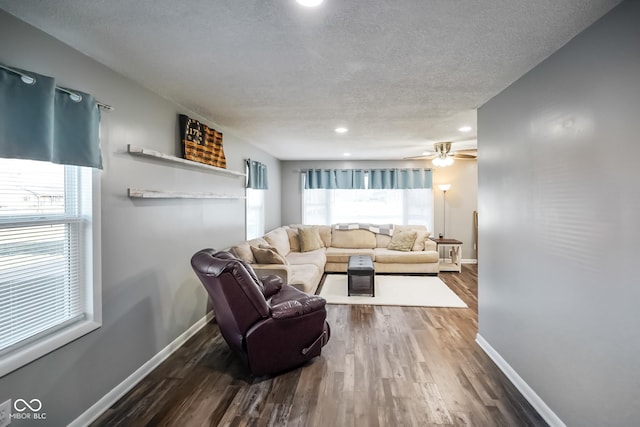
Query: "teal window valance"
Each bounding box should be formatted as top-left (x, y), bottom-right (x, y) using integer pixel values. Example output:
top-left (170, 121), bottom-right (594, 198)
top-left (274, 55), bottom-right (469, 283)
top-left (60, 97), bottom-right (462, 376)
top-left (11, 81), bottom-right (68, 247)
top-left (246, 159), bottom-right (268, 189)
top-left (303, 169), bottom-right (366, 189)
top-left (304, 168), bottom-right (431, 190)
top-left (368, 168), bottom-right (432, 189)
top-left (0, 64), bottom-right (103, 169)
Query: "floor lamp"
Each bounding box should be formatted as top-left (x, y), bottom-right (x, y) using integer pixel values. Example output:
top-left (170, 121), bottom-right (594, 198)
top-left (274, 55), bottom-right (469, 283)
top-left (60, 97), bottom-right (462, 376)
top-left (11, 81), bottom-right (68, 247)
top-left (438, 184), bottom-right (451, 238)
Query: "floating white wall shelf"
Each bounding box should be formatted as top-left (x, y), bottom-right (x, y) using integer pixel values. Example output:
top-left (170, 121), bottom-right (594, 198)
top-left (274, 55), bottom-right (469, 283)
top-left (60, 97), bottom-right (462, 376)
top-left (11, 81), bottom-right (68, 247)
top-left (127, 145), bottom-right (245, 177)
top-left (127, 189), bottom-right (245, 199)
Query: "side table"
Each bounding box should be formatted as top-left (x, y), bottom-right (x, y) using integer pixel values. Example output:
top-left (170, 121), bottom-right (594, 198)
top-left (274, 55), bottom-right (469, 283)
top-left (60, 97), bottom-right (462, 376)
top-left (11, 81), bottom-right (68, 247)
top-left (429, 238), bottom-right (463, 272)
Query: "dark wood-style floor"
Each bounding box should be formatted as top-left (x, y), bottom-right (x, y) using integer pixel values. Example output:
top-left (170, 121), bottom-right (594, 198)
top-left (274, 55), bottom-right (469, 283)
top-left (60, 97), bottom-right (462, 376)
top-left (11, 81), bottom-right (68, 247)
top-left (92, 265), bottom-right (547, 427)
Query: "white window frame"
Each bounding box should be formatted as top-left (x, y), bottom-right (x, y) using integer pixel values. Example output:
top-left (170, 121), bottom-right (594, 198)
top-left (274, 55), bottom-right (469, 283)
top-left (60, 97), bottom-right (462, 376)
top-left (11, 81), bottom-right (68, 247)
top-left (0, 163), bottom-right (102, 377)
top-left (301, 173), bottom-right (434, 231)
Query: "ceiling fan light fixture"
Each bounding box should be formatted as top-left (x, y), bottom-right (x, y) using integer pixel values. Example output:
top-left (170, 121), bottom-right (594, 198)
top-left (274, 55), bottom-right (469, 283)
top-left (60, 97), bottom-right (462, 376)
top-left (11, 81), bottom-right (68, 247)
top-left (432, 156), bottom-right (454, 167)
top-left (296, 0), bottom-right (324, 7)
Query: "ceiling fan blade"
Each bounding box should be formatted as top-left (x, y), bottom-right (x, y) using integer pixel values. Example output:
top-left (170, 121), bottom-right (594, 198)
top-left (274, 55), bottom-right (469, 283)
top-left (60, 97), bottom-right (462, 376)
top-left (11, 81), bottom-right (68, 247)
top-left (403, 155), bottom-right (436, 160)
top-left (452, 148), bottom-right (477, 159)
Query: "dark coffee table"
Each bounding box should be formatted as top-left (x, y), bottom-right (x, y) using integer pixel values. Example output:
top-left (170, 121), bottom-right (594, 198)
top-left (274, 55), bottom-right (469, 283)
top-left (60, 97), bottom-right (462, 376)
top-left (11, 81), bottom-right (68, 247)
top-left (347, 255), bottom-right (375, 297)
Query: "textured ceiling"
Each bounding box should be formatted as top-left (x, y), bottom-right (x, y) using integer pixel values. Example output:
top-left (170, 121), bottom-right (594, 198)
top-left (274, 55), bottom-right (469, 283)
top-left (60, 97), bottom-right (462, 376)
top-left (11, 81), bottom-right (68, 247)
top-left (0, 0), bottom-right (621, 160)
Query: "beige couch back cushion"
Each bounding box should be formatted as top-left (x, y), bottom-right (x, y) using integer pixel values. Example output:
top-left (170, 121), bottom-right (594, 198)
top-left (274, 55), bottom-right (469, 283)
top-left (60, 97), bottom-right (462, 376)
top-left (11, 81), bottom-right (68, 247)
top-left (264, 227), bottom-right (291, 256)
top-left (317, 225), bottom-right (332, 248)
top-left (375, 234), bottom-right (392, 248)
top-left (286, 228), bottom-right (301, 252)
top-left (331, 229), bottom-right (376, 249)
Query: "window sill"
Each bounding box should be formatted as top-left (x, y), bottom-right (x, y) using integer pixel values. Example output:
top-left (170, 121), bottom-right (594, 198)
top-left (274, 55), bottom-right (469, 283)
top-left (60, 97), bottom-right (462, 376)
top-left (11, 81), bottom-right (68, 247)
top-left (0, 319), bottom-right (101, 378)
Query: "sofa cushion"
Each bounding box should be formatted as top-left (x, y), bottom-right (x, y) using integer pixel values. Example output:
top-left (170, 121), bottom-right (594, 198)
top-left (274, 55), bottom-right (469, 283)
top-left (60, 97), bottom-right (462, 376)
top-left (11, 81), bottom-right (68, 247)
top-left (264, 227), bottom-right (291, 257)
top-left (331, 229), bottom-right (376, 249)
top-left (317, 225), bottom-right (332, 247)
top-left (375, 233), bottom-right (392, 248)
top-left (325, 247), bottom-right (374, 263)
top-left (288, 264), bottom-right (323, 294)
top-left (286, 248), bottom-right (326, 270)
top-left (374, 248), bottom-right (439, 263)
top-left (387, 230), bottom-right (417, 252)
top-left (286, 228), bottom-right (301, 252)
top-left (298, 227), bottom-right (324, 252)
top-left (251, 246), bottom-right (288, 265)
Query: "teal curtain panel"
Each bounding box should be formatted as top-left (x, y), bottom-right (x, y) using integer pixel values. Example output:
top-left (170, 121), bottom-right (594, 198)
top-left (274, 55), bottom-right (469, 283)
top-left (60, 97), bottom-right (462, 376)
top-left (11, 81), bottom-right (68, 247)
top-left (246, 159), bottom-right (269, 189)
top-left (53, 87), bottom-right (102, 169)
top-left (0, 64), bottom-right (103, 169)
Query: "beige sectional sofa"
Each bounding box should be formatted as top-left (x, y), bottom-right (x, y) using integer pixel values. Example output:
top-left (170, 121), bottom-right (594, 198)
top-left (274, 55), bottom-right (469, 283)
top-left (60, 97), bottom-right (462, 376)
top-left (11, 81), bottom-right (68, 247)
top-left (229, 224), bottom-right (439, 295)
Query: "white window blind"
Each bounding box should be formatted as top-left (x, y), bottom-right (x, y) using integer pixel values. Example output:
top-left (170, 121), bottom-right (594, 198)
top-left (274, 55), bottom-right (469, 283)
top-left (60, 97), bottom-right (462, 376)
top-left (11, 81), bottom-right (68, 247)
top-left (302, 174), bottom-right (434, 230)
top-left (0, 158), bottom-right (92, 357)
top-left (246, 188), bottom-right (265, 240)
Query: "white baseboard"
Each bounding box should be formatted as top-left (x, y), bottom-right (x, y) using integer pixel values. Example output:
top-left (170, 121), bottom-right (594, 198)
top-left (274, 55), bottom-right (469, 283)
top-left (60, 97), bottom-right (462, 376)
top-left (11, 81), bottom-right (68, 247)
top-left (475, 334), bottom-right (566, 427)
top-left (462, 259), bottom-right (477, 264)
top-left (69, 311), bottom-right (214, 427)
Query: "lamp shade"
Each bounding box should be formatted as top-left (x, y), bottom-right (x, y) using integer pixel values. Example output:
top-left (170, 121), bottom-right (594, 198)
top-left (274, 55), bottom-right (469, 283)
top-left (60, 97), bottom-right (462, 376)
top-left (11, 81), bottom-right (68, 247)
top-left (438, 184), bottom-right (451, 191)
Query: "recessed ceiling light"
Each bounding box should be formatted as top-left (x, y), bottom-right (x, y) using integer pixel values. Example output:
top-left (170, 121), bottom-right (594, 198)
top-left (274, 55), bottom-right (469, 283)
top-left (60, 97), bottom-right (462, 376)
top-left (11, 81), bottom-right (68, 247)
top-left (335, 127), bottom-right (348, 134)
top-left (458, 126), bottom-right (472, 132)
top-left (343, 152), bottom-right (351, 157)
top-left (297, 0), bottom-right (324, 7)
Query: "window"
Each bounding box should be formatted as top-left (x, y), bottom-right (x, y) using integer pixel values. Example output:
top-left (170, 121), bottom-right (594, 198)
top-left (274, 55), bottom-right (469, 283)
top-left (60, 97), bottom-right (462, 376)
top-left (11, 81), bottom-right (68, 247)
top-left (303, 187), bottom-right (434, 229)
top-left (246, 188), bottom-right (265, 240)
top-left (0, 158), bottom-right (101, 376)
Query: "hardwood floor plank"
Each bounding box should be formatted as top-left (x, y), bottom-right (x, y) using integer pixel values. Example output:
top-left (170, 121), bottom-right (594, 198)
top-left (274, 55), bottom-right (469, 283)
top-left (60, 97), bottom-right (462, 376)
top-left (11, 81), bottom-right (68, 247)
top-left (91, 265), bottom-right (548, 427)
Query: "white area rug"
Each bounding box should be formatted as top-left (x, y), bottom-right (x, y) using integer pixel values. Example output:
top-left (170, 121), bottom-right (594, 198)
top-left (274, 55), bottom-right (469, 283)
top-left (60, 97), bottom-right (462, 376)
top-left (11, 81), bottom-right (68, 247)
top-left (319, 274), bottom-right (468, 308)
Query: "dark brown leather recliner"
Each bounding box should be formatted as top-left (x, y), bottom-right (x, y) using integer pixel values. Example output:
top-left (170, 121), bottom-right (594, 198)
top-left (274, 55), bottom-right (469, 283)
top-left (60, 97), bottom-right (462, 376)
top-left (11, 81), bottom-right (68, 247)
top-left (191, 249), bottom-right (330, 376)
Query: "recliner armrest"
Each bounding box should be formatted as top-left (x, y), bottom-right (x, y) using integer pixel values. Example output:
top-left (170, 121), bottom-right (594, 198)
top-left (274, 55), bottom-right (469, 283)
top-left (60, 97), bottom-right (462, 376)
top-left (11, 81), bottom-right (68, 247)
top-left (271, 295), bottom-right (326, 319)
top-left (261, 275), bottom-right (284, 298)
top-left (253, 264), bottom-right (290, 285)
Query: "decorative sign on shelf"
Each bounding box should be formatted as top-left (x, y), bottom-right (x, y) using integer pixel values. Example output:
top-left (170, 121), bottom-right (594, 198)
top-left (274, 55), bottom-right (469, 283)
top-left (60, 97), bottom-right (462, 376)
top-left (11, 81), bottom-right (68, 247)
top-left (179, 114), bottom-right (226, 169)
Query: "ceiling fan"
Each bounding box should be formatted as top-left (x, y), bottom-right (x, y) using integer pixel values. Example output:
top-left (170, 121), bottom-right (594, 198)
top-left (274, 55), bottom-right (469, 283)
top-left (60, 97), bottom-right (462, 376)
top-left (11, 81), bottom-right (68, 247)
top-left (405, 142), bottom-right (477, 166)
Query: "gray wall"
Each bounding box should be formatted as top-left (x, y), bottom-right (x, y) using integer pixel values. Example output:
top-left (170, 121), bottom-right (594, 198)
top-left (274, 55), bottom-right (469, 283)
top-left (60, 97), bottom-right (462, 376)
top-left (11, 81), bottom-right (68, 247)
top-left (0, 11), bottom-right (280, 426)
top-left (477, 1), bottom-right (640, 426)
top-left (281, 159), bottom-right (478, 260)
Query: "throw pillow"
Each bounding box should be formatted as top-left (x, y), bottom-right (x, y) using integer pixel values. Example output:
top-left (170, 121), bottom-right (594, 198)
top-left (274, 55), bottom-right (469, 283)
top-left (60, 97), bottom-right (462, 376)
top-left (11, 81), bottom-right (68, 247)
top-left (250, 245), bottom-right (288, 265)
top-left (230, 241), bottom-right (256, 263)
top-left (387, 230), bottom-right (418, 252)
top-left (298, 227), bottom-right (324, 252)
